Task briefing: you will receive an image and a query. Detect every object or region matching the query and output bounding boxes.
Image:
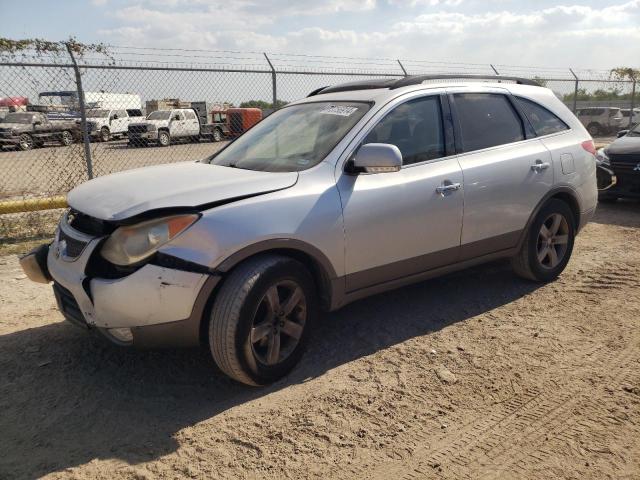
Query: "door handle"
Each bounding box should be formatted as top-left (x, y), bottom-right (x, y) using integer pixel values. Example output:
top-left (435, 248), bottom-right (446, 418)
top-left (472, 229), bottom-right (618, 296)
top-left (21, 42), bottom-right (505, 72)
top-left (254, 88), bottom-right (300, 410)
top-left (531, 160), bottom-right (550, 172)
top-left (436, 182), bottom-right (461, 195)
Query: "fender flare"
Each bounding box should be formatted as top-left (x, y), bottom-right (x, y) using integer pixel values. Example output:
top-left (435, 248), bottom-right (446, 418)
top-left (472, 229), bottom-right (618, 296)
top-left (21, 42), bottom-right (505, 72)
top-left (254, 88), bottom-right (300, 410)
top-left (516, 186), bottom-right (581, 250)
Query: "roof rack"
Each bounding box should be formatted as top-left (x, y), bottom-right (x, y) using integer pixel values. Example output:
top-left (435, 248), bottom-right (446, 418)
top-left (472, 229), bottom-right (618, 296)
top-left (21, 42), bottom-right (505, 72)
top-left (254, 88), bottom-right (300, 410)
top-left (308, 74), bottom-right (540, 97)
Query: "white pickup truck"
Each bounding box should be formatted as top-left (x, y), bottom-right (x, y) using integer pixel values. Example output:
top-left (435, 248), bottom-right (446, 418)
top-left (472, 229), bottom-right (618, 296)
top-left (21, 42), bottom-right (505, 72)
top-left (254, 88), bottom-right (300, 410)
top-left (85, 108), bottom-right (144, 142)
top-left (127, 109), bottom-right (201, 147)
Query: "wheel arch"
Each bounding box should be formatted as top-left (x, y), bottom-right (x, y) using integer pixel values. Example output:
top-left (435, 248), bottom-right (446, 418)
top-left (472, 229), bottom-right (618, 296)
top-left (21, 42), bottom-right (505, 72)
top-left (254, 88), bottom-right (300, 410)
top-left (518, 187), bottom-right (581, 250)
top-left (216, 240), bottom-right (337, 312)
top-left (197, 240), bottom-right (338, 346)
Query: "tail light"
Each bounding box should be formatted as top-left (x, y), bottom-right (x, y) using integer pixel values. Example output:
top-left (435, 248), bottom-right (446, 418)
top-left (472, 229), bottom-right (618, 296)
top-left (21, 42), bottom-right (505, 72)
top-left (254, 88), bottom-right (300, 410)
top-left (582, 140), bottom-right (596, 156)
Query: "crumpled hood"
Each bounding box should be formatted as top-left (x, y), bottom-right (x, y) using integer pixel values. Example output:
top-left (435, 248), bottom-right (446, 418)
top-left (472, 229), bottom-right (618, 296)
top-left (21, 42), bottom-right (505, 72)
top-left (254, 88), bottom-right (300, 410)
top-left (67, 162), bottom-right (298, 222)
top-left (606, 134), bottom-right (640, 155)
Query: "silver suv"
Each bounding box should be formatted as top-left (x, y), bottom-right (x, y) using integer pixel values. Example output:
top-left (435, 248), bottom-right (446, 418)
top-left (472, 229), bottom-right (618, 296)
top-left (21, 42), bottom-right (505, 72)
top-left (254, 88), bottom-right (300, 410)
top-left (21, 75), bottom-right (598, 385)
top-left (576, 107), bottom-right (624, 136)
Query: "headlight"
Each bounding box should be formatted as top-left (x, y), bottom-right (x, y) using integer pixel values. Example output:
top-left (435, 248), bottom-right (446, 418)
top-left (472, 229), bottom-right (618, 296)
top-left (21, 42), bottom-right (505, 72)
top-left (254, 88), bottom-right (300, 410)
top-left (100, 214), bottom-right (199, 266)
top-left (147, 124), bottom-right (157, 131)
top-left (595, 148), bottom-right (610, 166)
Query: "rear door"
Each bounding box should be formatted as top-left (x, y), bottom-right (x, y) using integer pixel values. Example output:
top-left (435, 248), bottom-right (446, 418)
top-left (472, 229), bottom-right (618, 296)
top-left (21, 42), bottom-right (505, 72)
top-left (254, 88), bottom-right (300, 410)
top-left (184, 109), bottom-right (200, 135)
top-left (449, 89), bottom-right (553, 259)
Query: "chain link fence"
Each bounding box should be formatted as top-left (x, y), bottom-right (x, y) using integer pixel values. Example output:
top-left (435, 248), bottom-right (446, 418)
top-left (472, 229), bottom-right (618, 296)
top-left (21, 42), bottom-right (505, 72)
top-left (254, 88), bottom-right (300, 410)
top-left (0, 45), bottom-right (637, 242)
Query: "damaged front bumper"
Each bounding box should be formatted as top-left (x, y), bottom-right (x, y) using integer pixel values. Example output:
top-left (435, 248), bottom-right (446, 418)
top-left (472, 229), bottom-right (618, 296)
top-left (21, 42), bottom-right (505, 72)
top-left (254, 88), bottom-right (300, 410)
top-left (20, 217), bottom-right (219, 348)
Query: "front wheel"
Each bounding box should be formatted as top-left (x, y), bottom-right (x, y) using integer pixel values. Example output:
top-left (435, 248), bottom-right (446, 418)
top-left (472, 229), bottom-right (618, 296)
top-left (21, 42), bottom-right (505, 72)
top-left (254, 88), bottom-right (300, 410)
top-left (60, 130), bottom-right (74, 146)
top-left (18, 133), bottom-right (34, 151)
top-left (100, 127), bottom-right (110, 142)
top-left (158, 130), bottom-right (170, 147)
top-left (587, 123), bottom-right (601, 137)
top-left (512, 199), bottom-right (576, 282)
top-left (209, 254), bottom-right (317, 386)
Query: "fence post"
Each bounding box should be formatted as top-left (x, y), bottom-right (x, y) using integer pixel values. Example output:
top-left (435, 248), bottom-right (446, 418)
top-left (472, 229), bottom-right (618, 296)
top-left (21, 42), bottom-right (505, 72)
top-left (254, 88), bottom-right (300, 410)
top-left (397, 59), bottom-right (408, 77)
top-left (65, 43), bottom-right (93, 180)
top-left (569, 68), bottom-right (579, 114)
top-left (263, 53), bottom-right (277, 109)
top-left (629, 80), bottom-right (637, 128)
top-left (490, 64), bottom-right (499, 75)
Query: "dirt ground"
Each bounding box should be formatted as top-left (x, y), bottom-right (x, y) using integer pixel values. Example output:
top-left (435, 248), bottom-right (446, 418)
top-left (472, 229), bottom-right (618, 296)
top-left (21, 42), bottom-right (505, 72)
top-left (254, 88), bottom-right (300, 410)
top-left (0, 202), bottom-right (639, 480)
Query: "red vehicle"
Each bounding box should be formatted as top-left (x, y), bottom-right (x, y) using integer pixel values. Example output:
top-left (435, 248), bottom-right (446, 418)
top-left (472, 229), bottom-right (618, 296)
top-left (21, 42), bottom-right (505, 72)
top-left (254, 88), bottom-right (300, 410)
top-left (203, 107), bottom-right (262, 142)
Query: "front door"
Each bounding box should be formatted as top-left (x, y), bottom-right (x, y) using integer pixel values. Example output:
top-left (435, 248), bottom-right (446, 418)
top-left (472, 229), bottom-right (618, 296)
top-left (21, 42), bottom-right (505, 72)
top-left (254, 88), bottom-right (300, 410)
top-left (448, 90), bottom-right (554, 258)
top-left (337, 94), bottom-right (464, 292)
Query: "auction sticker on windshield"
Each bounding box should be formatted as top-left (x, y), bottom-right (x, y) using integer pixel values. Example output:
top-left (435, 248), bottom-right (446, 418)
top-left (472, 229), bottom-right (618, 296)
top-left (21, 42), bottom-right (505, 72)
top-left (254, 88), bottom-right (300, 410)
top-left (319, 105), bottom-right (359, 116)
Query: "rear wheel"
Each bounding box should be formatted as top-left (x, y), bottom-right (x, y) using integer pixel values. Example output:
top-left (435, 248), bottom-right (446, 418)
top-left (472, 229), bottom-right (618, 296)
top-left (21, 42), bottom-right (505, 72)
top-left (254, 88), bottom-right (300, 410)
top-left (512, 199), bottom-right (575, 282)
top-left (18, 133), bottom-right (33, 151)
top-left (158, 130), bottom-right (170, 147)
top-left (209, 254), bottom-right (317, 386)
top-left (213, 128), bottom-right (222, 142)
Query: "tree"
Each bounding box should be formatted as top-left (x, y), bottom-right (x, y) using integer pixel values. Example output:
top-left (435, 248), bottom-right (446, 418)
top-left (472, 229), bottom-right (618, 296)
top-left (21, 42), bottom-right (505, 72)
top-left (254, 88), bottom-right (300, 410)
top-left (610, 67), bottom-right (640, 82)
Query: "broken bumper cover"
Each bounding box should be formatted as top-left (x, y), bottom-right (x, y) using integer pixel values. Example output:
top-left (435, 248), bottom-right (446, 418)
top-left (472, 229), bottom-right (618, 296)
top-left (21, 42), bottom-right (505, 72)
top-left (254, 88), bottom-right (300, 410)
top-left (43, 224), bottom-right (218, 348)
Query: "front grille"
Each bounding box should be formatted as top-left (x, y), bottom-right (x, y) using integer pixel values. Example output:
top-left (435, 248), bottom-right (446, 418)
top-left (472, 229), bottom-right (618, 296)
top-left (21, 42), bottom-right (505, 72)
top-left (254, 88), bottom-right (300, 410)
top-left (52, 282), bottom-right (88, 328)
top-left (128, 124), bottom-right (148, 134)
top-left (58, 228), bottom-right (89, 258)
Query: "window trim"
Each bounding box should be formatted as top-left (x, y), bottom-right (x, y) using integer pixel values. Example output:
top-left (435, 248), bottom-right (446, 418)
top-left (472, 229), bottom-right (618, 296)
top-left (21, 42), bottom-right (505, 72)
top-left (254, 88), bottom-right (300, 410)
top-left (342, 91), bottom-right (454, 172)
top-left (448, 91), bottom-right (532, 155)
top-left (513, 95), bottom-right (570, 139)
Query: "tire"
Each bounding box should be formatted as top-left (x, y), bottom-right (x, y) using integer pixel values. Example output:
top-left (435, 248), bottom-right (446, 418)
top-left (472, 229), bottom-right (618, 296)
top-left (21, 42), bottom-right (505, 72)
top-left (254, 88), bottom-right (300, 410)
top-left (587, 123), bottom-right (601, 136)
top-left (209, 254), bottom-right (317, 386)
top-left (511, 199), bottom-right (576, 282)
top-left (213, 128), bottom-right (222, 142)
top-left (100, 127), bottom-right (110, 142)
top-left (18, 133), bottom-right (33, 151)
top-left (60, 130), bottom-right (73, 146)
top-left (158, 130), bottom-right (170, 147)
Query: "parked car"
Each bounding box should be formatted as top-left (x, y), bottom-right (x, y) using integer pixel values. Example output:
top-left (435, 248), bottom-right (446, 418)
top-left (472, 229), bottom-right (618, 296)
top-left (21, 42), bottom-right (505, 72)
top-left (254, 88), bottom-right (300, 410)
top-left (85, 108), bottom-right (144, 142)
top-left (576, 107), bottom-right (624, 136)
top-left (0, 112), bottom-right (80, 150)
top-left (620, 108), bottom-right (640, 127)
top-left (596, 123), bottom-right (640, 200)
top-left (127, 108), bottom-right (200, 147)
top-left (20, 75), bottom-right (597, 385)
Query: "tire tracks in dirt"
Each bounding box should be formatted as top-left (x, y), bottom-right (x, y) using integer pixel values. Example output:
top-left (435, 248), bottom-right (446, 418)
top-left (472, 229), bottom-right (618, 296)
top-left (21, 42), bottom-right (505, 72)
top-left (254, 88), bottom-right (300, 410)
top-left (360, 329), bottom-right (638, 479)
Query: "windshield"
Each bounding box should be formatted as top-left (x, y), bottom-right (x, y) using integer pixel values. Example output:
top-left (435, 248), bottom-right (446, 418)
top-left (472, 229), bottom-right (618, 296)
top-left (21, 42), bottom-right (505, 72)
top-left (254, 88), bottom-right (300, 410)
top-left (207, 102), bottom-right (370, 172)
top-left (147, 110), bottom-right (172, 120)
top-left (1, 113), bottom-right (35, 124)
top-left (86, 109), bottom-right (110, 118)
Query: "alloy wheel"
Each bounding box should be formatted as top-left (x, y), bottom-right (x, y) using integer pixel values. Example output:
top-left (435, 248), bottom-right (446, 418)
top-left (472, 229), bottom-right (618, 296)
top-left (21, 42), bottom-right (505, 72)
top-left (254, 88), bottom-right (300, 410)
top-left (536, 213), bottom-right (569, 269)
top-left (19, 134), bottom-right (33, 150)
top-left (250, 280), bottom-right (307, 366)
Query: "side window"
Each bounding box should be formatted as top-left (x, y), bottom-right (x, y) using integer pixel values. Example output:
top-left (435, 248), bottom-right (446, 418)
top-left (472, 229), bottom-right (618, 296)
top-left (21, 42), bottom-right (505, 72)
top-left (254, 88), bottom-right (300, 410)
top-left (117, 110), bottom-right (127, 118)
top-left (363, 96), bottom-right (445, 165)
top-left (185, 110), bottom-right (196, 120)
top-left (453, 93), bottom-right (524, 152)
top-left (515, 97), bottom-right (569, 136)
top-left (175, 111), bottom-right (185, 121)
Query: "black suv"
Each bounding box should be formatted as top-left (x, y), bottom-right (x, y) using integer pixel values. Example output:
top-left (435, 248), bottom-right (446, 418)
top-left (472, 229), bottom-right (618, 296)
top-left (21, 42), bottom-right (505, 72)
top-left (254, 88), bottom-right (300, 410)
top-left (597, 124), bottom-right (640, 200)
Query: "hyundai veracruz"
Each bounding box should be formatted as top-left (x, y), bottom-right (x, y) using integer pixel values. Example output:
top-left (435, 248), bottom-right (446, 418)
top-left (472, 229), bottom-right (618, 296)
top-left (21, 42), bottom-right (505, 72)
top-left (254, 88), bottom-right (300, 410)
top-left (20, 75), bottom-right (598, 385)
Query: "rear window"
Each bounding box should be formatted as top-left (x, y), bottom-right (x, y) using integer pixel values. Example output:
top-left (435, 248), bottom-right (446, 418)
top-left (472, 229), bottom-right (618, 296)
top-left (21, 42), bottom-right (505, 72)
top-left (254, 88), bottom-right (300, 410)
top-left (453, 93), bottom-right (525, 152)
top-left (515, 97), bottom-right (569, 136)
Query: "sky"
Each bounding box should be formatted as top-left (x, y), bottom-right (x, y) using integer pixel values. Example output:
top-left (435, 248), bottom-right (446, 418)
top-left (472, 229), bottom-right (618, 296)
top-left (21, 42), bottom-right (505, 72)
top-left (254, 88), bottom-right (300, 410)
top-left (2, 0), bottom-right (639, 72)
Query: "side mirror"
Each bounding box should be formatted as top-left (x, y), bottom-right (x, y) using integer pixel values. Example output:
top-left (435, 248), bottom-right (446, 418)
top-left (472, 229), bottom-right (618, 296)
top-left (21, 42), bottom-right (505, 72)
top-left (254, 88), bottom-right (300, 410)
top-left (617, 130), bottom-right (629, 138)
top-left (33, 120), bottom-right (42, 126)
top-left (173, 114), bottom-right (180, 121)
top-left (348, 143), bottom-right (402, 174)
top-left (111, 114), bottom-right (118, 120)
